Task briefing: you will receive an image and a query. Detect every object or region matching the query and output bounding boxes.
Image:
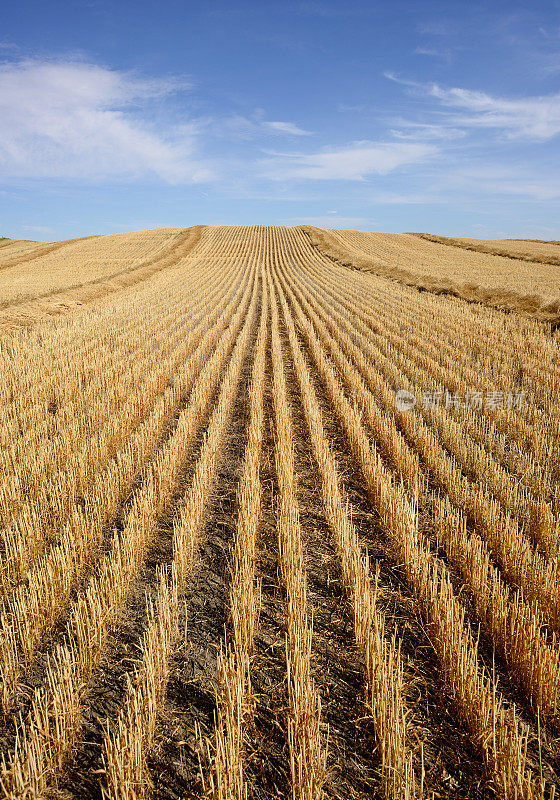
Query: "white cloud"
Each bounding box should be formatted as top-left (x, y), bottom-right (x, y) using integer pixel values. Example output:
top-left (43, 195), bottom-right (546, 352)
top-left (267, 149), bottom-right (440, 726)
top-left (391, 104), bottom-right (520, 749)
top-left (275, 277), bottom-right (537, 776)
top-left (263, 120), bottom-right (311, 136)
top-left (262, 141), bottom-right (436, 180)
top-left (427, 83), bottom-right (560, 140)
top-left (0, 59), bottom-right (213, 183)
top-left (414, 46), bottom-right (453, 61)
top-left (386, 74), bottom-right (560, 142)
top-left (390, 122), bottom-right (466, 141)
top-left (215, 113), bottom-right (312, 139)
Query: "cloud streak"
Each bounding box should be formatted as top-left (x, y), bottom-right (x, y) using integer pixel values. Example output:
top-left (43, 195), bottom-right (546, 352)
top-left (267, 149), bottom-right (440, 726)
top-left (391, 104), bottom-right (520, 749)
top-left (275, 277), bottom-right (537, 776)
top-left (212, 113), bottom-right (312, 140)
top-left (386, 73), bottom-right (560, 141)
top-left (0, 59), bottom-right (213, 183)
top-left (429, 84), bottom-right (560, 141)
top-left (262, 141), bottom-right (437, 180)
top-left (263, 120), bottom-right (311, 136)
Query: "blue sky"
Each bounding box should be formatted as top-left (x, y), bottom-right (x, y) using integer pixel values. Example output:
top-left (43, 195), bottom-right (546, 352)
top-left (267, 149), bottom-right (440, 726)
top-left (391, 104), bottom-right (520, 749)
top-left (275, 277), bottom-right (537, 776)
top-left (1, 0), bottom-right (559, 239)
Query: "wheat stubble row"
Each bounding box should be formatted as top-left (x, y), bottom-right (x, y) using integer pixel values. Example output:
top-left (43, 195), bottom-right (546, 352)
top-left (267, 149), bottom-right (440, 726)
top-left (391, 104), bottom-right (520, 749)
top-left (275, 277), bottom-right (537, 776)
top-left (272, 264), bottom-right (417, 799)
top-left (1, 291), bottom-right (257, 795)
top-left (301, 227), bottom-right (560, 427)
top-left (269, 230), bottom-right (541, 798)
top-left (0, 254), bottom-right (253, 711)
top-left (285, 235), bottom-right (560, 647)
top-left (0, 233), bottom-right (258, 796)
top-left (287, 232), bottom-right (560, 612)
top-left (211, 277), bottom-right (269, 800)
top-left (272, 233), bottom-right (560, 725)
top-left (0, 250), bottom-right (248, 595)
top-left (298, 228), bottom-right (560, 491)
top-left (102, 265), bottom-right (261, 800)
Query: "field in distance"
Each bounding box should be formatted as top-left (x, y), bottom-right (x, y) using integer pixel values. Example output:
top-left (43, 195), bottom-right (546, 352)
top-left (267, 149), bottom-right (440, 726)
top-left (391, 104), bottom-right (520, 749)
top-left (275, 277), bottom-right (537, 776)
top-left (305, 225), bottom-right (560, 323)
top-left (0, 224), bottom-right (559, 799)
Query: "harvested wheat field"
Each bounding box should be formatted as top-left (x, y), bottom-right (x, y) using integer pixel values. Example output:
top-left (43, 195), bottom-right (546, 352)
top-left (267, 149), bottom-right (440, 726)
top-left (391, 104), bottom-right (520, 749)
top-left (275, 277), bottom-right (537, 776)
top-left (411, 234), bottom-right (560, 265)
top-left (1, 223), bottom-right (560, 800)
top-left (0, 227), bottom-right (205, 330)
top-left (304, 226), bottom-right (560, 323)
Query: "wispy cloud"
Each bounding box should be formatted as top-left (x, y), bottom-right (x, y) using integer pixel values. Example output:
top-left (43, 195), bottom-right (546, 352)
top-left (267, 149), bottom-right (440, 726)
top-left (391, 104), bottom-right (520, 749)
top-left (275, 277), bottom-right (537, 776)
top-left (414, 46), bottom-right (453, 62)
top-left (208, 112), bottom-right (312, 140)
top-left (428, 84), bottom-right (560, 141)
top-left (263, 120), bottom-right (311, 136)
top-left (0, 59), bottom-right (213, 183)
top-left (386, 73), bottom-right (560, 141)
top-left (262, 141), bottom-right (437, 181)
top-left (390, 121), bottom-right (466, 141)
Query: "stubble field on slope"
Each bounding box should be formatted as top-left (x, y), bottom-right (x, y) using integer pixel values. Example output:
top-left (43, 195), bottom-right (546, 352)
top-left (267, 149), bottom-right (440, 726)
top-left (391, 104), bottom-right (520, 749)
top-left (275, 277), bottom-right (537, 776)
top-left (304, 225), bottom-right (560, 323)
top-left (0, 226), bottom-right (204, 330)
top-left (1, 225), bottom-right (560, 799)
top-left (412, 232), bottom-right (560, 263)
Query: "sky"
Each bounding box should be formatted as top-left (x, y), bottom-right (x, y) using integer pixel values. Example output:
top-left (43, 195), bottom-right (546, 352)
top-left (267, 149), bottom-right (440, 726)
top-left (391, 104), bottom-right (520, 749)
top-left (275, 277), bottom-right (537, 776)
top-left (0, 0), bottom-right (559, 240)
